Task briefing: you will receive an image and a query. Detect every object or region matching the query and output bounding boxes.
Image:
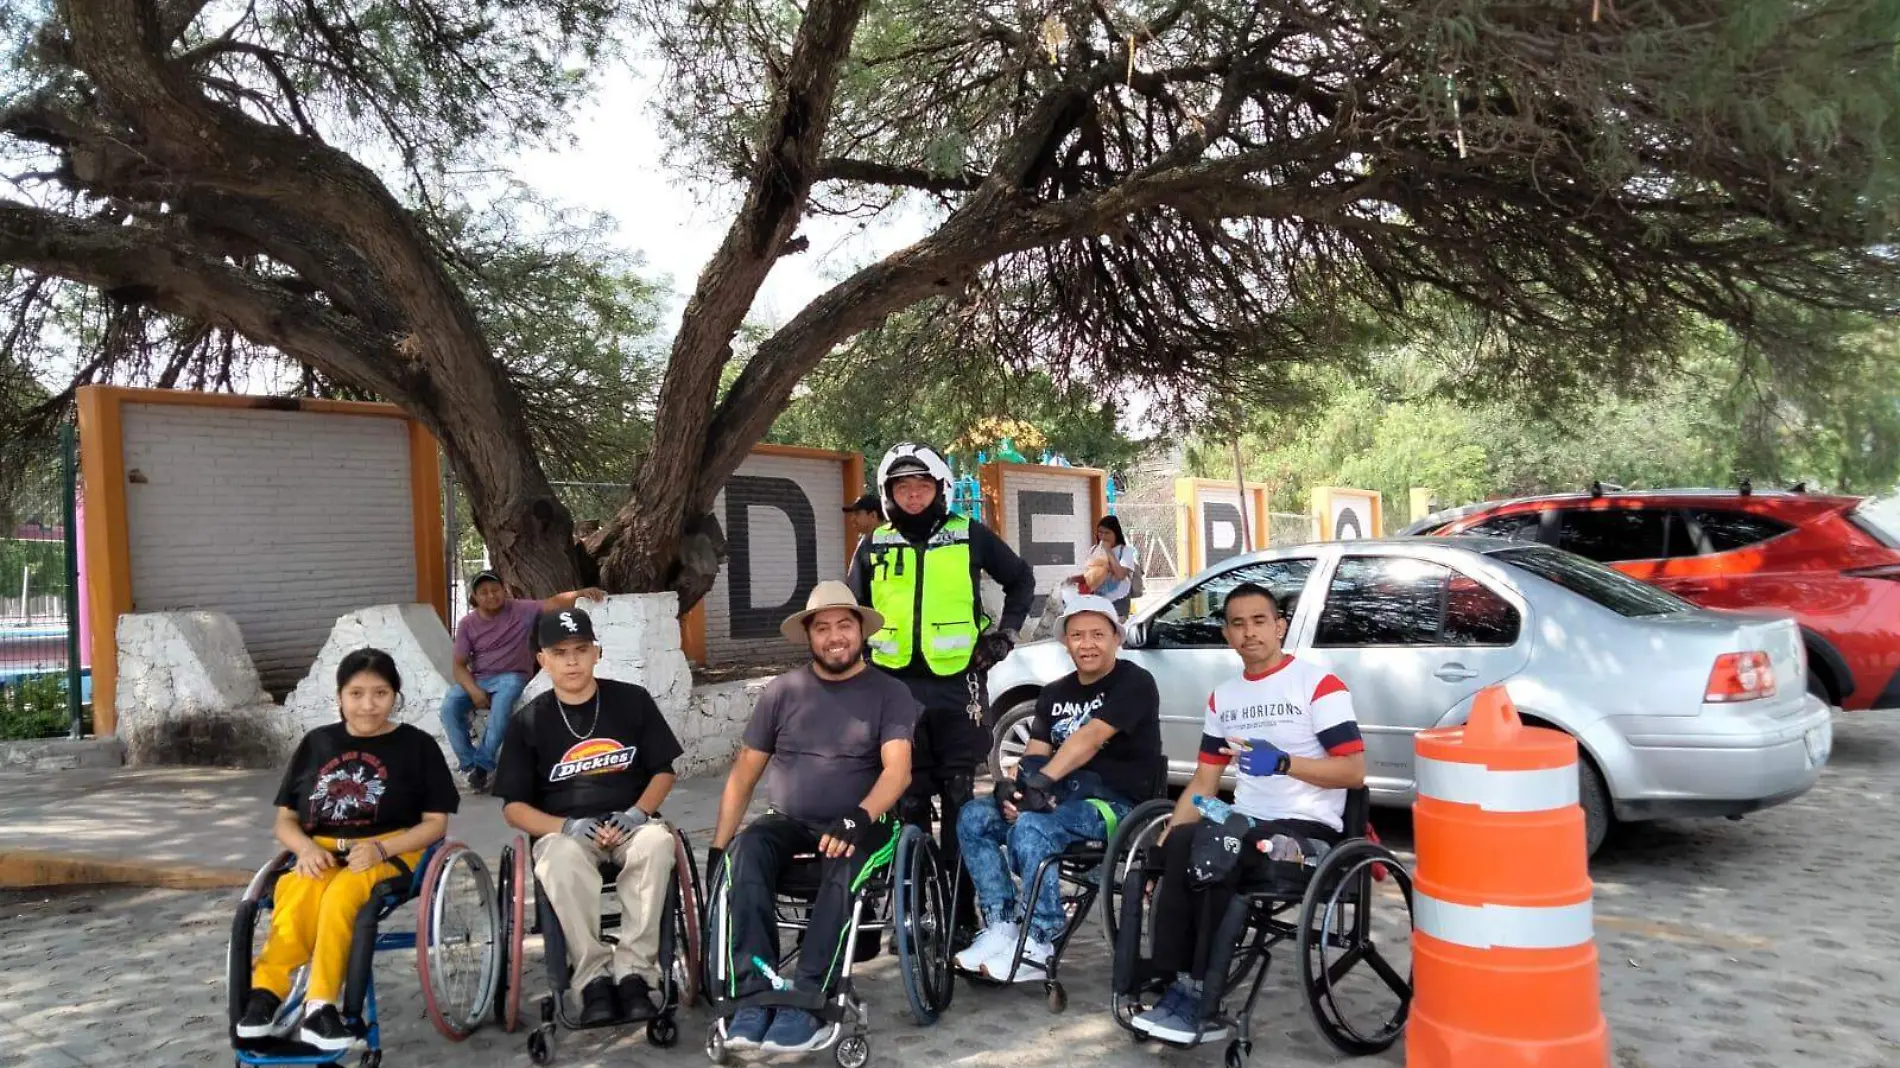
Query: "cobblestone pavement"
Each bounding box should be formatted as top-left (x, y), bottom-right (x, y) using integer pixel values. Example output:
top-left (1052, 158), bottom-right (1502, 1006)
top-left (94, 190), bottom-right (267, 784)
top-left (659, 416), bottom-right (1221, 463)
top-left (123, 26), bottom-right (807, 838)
top-left (4, 712), bottom-right (1896, 1068)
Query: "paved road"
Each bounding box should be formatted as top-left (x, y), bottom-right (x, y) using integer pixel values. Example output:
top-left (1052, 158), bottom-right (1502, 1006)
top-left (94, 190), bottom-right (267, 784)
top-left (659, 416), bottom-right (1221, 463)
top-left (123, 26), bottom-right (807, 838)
top-left (4, 712), bottom-right (1898, 1068)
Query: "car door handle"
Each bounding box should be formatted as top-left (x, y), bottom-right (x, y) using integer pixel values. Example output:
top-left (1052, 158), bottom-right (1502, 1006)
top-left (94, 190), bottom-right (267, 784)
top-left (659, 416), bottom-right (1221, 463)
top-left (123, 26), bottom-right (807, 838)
top-left (1434, 663), bottom-right (1479, 682)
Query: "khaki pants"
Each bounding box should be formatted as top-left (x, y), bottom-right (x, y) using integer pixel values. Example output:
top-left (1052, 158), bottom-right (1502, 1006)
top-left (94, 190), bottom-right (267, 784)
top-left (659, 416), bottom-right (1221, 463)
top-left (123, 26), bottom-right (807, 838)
top-left (533, 822), bottom-right (676, 994)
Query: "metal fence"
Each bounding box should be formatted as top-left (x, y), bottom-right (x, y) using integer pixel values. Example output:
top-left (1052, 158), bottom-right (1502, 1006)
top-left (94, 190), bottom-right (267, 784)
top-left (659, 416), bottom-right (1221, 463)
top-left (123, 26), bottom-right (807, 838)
top-left (0, 425), bottom-right (86, 740)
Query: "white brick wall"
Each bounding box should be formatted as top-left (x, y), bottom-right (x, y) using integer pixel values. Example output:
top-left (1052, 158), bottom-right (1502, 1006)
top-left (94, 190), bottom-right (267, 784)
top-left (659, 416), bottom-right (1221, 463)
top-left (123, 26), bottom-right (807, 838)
top-left (1195, 485), bottom-right (1260, 568)
top-left (703, 453), bottom-right (849, 665)
top-left (121, 405), bottom-right (419, 695)
top-left (997, 468), bottom-right (1096, 619)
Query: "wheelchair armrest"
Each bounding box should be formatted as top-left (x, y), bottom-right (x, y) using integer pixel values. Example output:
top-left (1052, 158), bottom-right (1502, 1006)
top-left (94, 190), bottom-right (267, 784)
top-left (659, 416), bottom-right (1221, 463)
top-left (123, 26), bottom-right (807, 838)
top-left (1341, 787), bottom-right (1371, 839)
top-left (405, 840), bottom-right (443, 896)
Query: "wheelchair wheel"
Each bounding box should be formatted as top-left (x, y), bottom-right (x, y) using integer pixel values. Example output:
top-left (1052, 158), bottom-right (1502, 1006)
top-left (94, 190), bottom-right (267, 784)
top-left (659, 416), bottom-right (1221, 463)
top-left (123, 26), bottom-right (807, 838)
top-left (701, 852), bottom-right (732, 1002)
top-left (1296, 838), bottom-right (1414, 1056)
top-left (227, 851), bottom-right (308, 1043)
top-left (494, 835), bottom-right (528, 1032)
top-left (892, 824), bottom-right (953, 1026)
top-left (418, 840), bottom-right (502, 1040)
top-left (670, 827), bottom-right (704, 1008)
top-left (1099, 799), bottom-right (1173, 948)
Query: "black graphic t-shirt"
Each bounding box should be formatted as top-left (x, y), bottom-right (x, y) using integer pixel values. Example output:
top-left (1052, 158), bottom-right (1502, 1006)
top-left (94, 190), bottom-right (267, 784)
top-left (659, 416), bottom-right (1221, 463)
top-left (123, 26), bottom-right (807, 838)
top-left (494, 679), bottom-right (685, 819)
top-left (1030, 661), bottom-right (1164, 804)
top-left (274, 722), bottom-right (460, 837)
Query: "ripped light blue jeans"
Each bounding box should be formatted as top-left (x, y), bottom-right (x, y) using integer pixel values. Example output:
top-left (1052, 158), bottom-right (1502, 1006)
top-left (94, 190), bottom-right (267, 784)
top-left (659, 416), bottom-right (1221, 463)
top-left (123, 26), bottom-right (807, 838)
top-left (956, 793), bottom-right (1128, 944)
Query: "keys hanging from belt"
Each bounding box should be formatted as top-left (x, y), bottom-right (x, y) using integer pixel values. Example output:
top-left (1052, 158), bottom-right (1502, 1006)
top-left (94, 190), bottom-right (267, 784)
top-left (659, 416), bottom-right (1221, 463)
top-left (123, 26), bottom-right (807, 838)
top-left (965, 673), bottom-right (984, 724)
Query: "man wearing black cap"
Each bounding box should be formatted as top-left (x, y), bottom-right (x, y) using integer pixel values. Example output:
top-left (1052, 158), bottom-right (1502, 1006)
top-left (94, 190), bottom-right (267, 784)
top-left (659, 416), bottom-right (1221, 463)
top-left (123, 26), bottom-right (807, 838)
top-left (440, 570), bottom-right (605, 793)
top-left (495, 607), bottom-right (684, 1027)
top-left (842, 493), bottom-right (883, 552)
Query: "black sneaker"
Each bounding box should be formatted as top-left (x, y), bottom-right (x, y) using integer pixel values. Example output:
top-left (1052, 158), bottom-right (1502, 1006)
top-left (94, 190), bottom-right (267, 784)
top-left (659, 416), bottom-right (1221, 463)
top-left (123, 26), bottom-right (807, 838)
top-left (234, 989), bottom-right (282, 1039)
top-left (298, 1004), bottom-right (354, 1052)
top-left (618, 974), bottom-right (659, 1022)
top-left (466, 768), bottom-right (491, 794)
top-left (577, 976), bottom-right (617, 1026)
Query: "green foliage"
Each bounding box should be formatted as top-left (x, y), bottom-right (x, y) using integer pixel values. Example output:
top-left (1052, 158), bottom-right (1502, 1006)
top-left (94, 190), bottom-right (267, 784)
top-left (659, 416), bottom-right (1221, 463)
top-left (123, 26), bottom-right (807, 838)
top-left (0, 672), bottom-right (85, 741)
top-left (0, 537), bottom-right (61, 595)
top-left (1192, 316), bottom-right (1900, 528)
top-left (439, 194), bottom-right (670, 485)
top-left (764, 307), bottom-right (1144, 476)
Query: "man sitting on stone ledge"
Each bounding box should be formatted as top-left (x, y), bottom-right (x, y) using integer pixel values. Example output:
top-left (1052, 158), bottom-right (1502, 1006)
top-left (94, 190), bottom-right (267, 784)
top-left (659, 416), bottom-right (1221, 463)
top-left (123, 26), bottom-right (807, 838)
top-left (441, 569), bottom-right (605, 793)
top-left (495, 606), bottom-right (683, 1026)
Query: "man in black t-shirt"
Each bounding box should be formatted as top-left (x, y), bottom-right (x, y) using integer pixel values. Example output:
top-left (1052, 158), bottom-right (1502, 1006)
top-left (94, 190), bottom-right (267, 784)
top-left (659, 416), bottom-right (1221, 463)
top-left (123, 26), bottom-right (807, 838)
top-left (708, 582), bottom-right (919, 1054)
top-left (952, 594), bottom-right (1163, 981)
top-left (496, 607), bottom-right (684, 1027)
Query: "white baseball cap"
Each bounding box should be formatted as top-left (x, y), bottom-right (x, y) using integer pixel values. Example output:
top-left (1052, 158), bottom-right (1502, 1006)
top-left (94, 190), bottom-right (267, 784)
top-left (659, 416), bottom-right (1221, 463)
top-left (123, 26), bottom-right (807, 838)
top-left (1059, 594), bottom-right (1124, 638)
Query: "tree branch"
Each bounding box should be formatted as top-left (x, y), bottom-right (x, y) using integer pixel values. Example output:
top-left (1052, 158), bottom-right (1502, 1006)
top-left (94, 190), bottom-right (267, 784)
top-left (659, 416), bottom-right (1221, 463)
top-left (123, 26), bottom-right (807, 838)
top-left (0, 200), bottom-right (405, 399)
top-left (611, 0), bottom-right (872, 592)
top-left (815, 156), bottom-right (987, 193)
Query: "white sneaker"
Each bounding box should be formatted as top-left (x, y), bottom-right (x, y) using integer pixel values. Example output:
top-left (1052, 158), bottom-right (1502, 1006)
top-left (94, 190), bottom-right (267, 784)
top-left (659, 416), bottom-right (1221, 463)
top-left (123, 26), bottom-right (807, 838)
top-left (984, 935), bottom-right (1054, 983)
top-left (954, 922), bottom-right (1019, 973)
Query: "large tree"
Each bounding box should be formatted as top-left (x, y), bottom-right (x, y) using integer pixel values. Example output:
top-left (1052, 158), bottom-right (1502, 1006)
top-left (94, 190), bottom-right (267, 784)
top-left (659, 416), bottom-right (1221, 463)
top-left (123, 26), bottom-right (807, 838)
top-left (4, 0), bottom-right (1898, 608)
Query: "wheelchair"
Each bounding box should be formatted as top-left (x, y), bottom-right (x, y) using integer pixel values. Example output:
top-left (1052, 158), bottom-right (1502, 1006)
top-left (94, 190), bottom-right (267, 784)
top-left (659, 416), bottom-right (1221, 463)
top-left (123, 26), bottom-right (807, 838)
top-left (494, 824), bottom-right (704, 1064)
top-left (1106, 788), bottom-right (1414, 1068)
top-left (701, 822), bottom-right (955, 1067)
top-left (947, 768), bottom-right (1169, 1014)
top-left (225, 839), bottom-right (502, 1067)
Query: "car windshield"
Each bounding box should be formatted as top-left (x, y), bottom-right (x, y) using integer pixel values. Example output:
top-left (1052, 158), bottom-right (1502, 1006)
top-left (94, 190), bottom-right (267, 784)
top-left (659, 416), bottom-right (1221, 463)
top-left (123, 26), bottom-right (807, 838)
top-left (1852, 497), bottom-right (1900, 549)
top-left (1490, 545), bottom-right (1694, 617)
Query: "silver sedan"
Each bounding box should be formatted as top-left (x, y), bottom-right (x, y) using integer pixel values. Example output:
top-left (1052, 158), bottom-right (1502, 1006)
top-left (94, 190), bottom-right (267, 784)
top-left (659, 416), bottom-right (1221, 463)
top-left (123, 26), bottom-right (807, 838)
top-left (985, 537), bottom-right (1834, 854)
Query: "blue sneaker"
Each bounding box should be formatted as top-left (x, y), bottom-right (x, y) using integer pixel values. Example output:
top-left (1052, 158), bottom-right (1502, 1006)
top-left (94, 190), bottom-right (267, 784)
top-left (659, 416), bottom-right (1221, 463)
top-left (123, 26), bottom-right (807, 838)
top-left (726, 1007), bottom-right (772, 1050)
top-left (1132, 983), bottom-right (1229, 1045)
top-left (761, 1007), bottom-right (827, 1053)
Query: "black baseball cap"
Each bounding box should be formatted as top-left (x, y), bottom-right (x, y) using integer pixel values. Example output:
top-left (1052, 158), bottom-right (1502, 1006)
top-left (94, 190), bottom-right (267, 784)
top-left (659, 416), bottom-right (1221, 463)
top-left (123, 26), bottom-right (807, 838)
top-left (469, 569), bottom-right (503, 591)
top-left (535, 607), bottom-right (597, 649)
top-left (843, 493), bottom-right (883, 517)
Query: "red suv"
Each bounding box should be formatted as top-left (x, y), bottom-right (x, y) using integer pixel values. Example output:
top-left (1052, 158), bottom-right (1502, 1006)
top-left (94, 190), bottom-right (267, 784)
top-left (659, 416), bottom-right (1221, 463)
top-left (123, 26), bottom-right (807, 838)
top-left (1404, 487), bottom-right (1900, 710)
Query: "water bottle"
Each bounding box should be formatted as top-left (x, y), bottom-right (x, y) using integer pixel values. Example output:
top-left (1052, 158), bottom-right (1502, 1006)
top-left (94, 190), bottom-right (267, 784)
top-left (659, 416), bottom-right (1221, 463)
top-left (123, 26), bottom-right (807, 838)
top-left (1190, 795), bottom-right (1252, 827)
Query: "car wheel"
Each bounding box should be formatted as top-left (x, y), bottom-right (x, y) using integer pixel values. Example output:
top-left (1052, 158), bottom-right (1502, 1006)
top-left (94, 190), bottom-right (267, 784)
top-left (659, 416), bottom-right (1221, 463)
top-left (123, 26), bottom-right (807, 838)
top-left (987, 700), bottom-right (1038, 782)
top-left (1805, 670), bottom-right (1834, 707)
top-left (1579, 756), bottom-right (1611, 858)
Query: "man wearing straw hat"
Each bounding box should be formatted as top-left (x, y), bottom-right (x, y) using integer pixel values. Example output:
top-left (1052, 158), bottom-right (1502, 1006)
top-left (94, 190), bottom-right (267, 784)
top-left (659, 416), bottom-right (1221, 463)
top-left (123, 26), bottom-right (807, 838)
top-left (706, 581), bottom-right (921, 1054)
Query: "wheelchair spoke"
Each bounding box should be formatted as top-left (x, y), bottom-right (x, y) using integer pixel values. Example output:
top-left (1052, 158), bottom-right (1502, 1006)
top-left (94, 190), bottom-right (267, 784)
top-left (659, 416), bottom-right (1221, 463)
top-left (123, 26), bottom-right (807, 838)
top-left (1321, 943), bottom-right (1365, 988)
top-left (1361, 944), bottom-right (1410, 998)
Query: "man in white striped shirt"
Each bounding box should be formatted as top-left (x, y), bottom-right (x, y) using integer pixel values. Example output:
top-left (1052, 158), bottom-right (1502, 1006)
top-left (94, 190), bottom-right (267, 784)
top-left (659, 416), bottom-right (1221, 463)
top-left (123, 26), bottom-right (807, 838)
top-left (1131, 582), bottom-right (1367, 1044)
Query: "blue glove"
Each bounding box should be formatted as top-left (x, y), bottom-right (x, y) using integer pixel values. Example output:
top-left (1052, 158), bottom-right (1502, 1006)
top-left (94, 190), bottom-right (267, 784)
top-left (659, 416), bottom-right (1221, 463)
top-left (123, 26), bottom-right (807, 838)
top-left (1233, 738), bottom-right (1291, 777)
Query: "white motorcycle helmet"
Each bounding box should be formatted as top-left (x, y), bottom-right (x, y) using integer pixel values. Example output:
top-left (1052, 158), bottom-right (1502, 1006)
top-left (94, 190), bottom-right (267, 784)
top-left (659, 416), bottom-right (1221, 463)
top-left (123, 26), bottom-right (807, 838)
top-left (876, 442), bottom-right (954, 517)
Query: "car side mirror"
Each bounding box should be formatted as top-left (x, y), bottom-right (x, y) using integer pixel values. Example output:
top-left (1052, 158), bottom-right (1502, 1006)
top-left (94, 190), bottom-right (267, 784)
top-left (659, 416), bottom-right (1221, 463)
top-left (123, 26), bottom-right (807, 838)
top-left (1123, 622), bottom-right (1149, 649)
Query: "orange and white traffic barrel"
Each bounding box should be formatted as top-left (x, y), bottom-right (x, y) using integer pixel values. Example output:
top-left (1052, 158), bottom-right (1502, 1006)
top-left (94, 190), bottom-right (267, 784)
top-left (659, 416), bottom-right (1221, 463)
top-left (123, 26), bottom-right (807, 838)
top-left (1407, 685), bottom-right (1611, 1067)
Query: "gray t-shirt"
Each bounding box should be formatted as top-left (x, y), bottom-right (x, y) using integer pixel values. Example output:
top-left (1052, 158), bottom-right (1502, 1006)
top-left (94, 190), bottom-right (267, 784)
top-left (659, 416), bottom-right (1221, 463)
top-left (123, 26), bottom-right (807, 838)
top-left (743, 666), bottom-right (921, 824)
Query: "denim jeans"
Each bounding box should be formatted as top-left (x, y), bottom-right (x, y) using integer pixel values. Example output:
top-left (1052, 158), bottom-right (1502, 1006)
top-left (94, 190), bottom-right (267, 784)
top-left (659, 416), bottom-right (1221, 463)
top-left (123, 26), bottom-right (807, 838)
top-left (956, 792), bottom-right (1129, 944)
top-left (438, 672), bottom-right (528, 773)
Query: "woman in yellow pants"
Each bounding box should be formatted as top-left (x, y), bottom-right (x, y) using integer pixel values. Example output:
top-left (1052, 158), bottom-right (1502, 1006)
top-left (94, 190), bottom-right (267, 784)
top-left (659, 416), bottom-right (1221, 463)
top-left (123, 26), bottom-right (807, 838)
top-left (236, 648), bottom-right (461, 1052)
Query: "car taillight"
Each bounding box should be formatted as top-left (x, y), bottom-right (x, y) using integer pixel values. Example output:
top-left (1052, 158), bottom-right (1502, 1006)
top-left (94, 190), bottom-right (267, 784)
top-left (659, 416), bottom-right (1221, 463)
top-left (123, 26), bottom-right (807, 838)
top-left (1705, 651), bottom-right (1777, 703)
top-left (1844, 563), bottom-right (1900, 581)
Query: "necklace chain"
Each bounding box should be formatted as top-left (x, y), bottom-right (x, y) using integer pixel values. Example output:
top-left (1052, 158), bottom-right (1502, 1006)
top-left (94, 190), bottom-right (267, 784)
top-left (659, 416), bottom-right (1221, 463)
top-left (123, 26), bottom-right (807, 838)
top-left (557, 690), bottom-right (601, 741)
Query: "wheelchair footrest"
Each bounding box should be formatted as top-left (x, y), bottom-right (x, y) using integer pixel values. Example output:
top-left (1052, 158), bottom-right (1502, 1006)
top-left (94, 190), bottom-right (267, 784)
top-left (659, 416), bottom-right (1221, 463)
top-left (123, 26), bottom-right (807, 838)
top-left (712, 988), bottom-right (854, 1023)
top-left (233, 1035), bottom-right (354, 1064)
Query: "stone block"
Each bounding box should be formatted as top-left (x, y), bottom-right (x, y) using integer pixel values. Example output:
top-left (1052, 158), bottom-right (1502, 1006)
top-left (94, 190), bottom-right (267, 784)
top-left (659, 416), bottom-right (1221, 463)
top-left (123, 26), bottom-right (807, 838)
top-left (114, 612), bottom-right (287, 767)
top-left (521, 594), bottom-right (692, 718)
top-left (676, 677), bottom-right (772, 778)
top-left (284, 604), bottom-right (460, 753)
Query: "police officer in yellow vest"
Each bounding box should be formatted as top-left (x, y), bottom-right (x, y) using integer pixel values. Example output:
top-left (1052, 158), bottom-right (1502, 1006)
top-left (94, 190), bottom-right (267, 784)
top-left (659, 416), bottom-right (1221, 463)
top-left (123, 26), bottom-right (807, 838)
top-left (848, 443), bottom-right (1034, 920)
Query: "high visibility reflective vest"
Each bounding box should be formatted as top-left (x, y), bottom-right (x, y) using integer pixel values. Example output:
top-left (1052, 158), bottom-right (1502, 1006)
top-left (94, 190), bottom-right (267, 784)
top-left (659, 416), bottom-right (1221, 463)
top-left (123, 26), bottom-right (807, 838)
top-left (865, 515), bottom-right (986, 675)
